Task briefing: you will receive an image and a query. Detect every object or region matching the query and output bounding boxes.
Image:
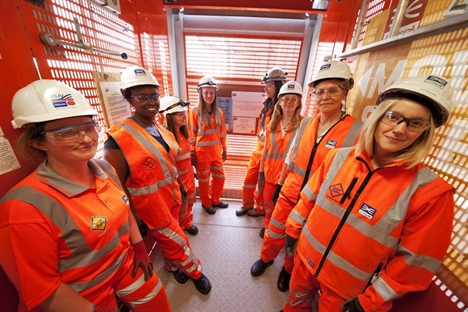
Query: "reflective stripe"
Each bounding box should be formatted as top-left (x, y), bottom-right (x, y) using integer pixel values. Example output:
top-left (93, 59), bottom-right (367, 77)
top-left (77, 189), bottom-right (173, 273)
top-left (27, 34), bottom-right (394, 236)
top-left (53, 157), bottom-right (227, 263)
top-left (373, 277), bottom-right (399, 302)
top-left (243, 183), bottom-right (256, 189)
top-left (119, 123), bottom-right (177, 197)
top-left (69, 251), bottom-right (127, 293)
top-left (177, 152), bottom-right (191, 161)
top-left (397, 244), bottom-right (442, 273)
top-left (197, 140), bottom-right (221, 147)
top-left (1, 186), bottom-right (130, 278)
top-left (157, 227), bottom-right (201, 274)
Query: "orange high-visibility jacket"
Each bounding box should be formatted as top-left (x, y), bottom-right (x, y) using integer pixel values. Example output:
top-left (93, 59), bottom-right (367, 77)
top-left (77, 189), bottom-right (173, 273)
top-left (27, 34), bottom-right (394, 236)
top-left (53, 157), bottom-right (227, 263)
top-left (187, 107), bottom-right (227, 163)
top-left (286, 147), bottom-right (454, 310)
top-left (0, 160), bottom-right (135, 310)
top-left (263, 123), bottom-right (299, 184)
top-left (282, 114), bottom-right (363, 204)
top-left (108, 119), bottom-right (181, 229)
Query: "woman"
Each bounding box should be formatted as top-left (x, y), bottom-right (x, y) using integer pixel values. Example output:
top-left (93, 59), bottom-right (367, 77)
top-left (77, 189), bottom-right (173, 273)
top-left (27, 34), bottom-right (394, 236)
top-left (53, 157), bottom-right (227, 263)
top-left (236, 67), bottom-right (287, 224)
top-left (258, 81), bottom-right (303, 236)
top-left (104, 66), bottom-right (211, 295)
top-left (0, 79), bottom-right (170, 311)
top-left (159, 95), bottom-right (198, 236)
top-left (284, 74), bottom-right (455, 311)
top-left (187, 75), bottom-right (228, 214)
top-left (250, 61), bottom-right (363, 294)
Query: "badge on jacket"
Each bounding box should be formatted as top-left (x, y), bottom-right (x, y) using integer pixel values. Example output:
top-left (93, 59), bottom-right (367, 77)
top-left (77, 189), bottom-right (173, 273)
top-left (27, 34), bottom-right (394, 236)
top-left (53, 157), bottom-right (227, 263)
top-left (358, 203), bottom-right (377, 220)
top-left (91, 216), bottom-right (107, 230)
top-left (325, 139), bottom-right (337, 149)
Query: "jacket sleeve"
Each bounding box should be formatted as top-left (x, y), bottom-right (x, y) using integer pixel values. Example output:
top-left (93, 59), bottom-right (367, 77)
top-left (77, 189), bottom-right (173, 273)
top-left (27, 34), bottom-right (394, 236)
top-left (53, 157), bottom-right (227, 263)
top-left (187, 108), bottom-right (198, 151)
top-left (220, 111), bottom-right (227, 149)
top-left (358, 185), bottom-right (455, 311)
top-left (0, 200), bottom-right (62, 310)
top-left (285, 149), bottom-right (335, 239)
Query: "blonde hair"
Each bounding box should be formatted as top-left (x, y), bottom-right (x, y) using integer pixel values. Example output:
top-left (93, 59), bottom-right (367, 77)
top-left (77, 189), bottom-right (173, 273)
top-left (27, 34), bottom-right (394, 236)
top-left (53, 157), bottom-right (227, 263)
top-left (269, 95), bottom-right (303, 133)
top-left (355, 98), bottom-right (435, 168)
top-left (197, 91), bottom-right (221, 126)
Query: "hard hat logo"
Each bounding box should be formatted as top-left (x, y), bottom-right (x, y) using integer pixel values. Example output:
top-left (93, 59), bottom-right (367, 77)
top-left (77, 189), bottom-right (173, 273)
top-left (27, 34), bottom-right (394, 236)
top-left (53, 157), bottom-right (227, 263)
top-left (279, 81), bottom-right (303, 96)
top-left (11, 79), bottom-right (97, 129)
top-left (51, 94), bottom-right (76, 108)
top-left (425, 75), bottom-right (448, 89)
top-left (319, 63), bottom-right (332, 72)
top-left (121, 65), bottom-right (160, 90)
top-left (134, 68), bottom-right (146, 76)
top-left (376, 74), bottom-right (454, 128)
top-left (262, 67), bottom-right (287, 83)
top-left (309, 61), bottom-right (354, 89)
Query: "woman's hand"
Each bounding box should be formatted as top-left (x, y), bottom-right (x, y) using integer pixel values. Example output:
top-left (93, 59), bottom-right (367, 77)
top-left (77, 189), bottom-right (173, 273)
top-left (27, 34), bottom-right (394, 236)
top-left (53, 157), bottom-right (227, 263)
top-left (131, 240), bottom-right (153, 281)
top-left (222, 148), bottom-right (227, 162)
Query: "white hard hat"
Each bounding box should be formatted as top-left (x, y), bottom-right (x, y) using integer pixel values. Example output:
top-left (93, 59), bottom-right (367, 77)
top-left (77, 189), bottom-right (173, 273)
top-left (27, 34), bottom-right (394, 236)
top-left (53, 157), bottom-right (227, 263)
top-left (197, 75), bottom-right (218, 91)
top-left (159, 95), bottom-right (190, 115)
top-left (121, 65), bottom-right (160, 90)
top-left (309, 61), bottom-right (354, 89)
top-left (376, 74), bottom-right (454, 128)
top-left (262, 67), bottom-right (288, 83)
top-left (11, 79), bottom-right (97, 129)
top-left (278, 81), bottom-right (303, 97)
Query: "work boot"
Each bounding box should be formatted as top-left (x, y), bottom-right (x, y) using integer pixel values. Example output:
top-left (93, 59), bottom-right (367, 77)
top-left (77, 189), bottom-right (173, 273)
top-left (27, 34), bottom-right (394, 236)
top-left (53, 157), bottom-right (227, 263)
top-left (247, 209), bottom-right (265, 217)
top-left (250, 258), bottom-right (274, 277)
top-left (213, 201), bottom-right (229, 208)
top-left (192, 273), bottom-right (212, 295)
top-left (277, 267), bottom-right (291, 292)
top-left (202, 205), bottom-right (216, 214)
top-left (236, 207), bottom-right (251, 216)
top-left (259, 228), bottom-right (265, 238)
top-left (185, 225), bottom-right (199, 235)
top-left (173, 269), bottom-right (189, 284)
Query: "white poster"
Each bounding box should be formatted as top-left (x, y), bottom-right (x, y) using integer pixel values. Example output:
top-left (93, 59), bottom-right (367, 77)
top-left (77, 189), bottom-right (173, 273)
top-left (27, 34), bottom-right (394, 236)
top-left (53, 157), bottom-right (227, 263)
top-left (0, 136), bottom-right (21, 175)
top-left (100, 81), bottom-right (132, 126)
top-left (232, 117), bottom-right (257, 135)
top-left (231, 91), bottom-right (265, 117)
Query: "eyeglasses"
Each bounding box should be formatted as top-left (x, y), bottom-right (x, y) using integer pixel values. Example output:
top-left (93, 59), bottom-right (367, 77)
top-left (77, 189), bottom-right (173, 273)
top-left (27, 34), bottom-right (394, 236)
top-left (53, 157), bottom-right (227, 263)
top-left (312, 88), bottom-right (344, 99)
top-left (41, 122), bottom-right (103, 143)
top-left (130, 93), bottom-right (160, 103)
top-left (202, 91), bottom-right (216, 96)
top-left (280, 97), bottom-right (299, 105)
top-left (381, 111), bottom-right (430, 132)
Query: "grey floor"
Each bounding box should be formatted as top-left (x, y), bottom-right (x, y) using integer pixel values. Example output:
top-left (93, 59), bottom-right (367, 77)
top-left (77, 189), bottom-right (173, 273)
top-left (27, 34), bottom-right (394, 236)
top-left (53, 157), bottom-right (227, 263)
top-left (152, 199), bottom-right (288, 312)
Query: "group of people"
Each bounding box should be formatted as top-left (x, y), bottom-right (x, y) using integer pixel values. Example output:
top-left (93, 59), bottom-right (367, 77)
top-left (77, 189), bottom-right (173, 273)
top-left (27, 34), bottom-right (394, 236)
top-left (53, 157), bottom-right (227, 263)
top-left (0, 59), bottom-right (456, 312)
top-left (237, 62), bottom-right (455, 312)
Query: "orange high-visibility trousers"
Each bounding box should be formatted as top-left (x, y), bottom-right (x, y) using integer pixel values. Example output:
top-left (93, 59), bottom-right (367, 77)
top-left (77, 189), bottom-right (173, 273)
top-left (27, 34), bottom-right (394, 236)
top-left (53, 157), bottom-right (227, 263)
top-left (242, 149), bottom-right (264, 211)
top-left (196, 159), bottom-right (225, 207)
top-left (149, 217), bottom-right (202, 280)
top-left (179, 171), bottom-right (196, 230)
top-left (260, 192), bottom-right (295, 273)
top-left (284, 253), bottom-right (392, 311)
top-left (113, 248), bottom-right (171, 311)
top-left (262, 181), bottom-right (276, 229)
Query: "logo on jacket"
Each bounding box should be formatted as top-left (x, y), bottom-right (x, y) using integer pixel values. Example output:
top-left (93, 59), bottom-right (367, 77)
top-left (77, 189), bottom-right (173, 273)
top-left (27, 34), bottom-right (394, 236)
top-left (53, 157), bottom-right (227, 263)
top-left (51, 94), bottom-right (76, 108)
top-left (91, 216), bottom-right (107, 230)
top-left (122, 195), bottom-right (129, 205)
top-left (329, 183), bottom-right (344, 197)
top-left (325, 139), bottom-right (337, 149)
top-left (143, 157), bottom-right (156, 168)
top-left (358, 203), bottom-right (376, 219)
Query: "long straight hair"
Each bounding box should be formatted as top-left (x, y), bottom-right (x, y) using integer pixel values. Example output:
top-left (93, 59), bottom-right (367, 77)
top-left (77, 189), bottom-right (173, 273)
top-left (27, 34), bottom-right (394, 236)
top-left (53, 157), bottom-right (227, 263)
top-left (197, 91), bottom-right (221, 126)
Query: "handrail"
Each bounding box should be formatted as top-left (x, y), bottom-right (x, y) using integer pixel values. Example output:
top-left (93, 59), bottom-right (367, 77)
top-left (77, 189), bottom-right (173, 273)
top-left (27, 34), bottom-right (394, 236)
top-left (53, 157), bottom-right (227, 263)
top-left (336, 14), bottom-right (468, 59)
